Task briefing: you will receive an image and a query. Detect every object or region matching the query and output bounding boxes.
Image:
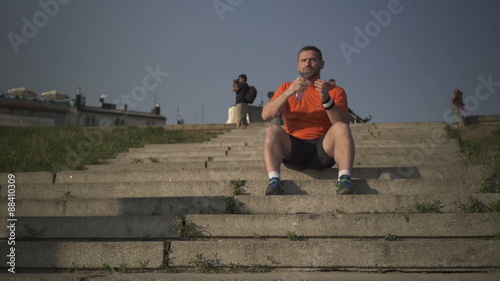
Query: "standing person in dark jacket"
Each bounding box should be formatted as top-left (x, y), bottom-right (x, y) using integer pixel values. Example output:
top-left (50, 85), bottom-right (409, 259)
top-left (232, 74), bottom-right (249, 129)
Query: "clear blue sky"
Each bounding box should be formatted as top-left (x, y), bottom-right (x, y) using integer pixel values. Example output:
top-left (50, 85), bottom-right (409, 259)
top-left (1, 0), bottom-right (499, 125)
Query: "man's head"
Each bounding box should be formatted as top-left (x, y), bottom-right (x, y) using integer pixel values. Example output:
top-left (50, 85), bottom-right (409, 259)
top-left (328, 79), bottom-right (336, 86)
top-left (296, 46), bottom-right (324, 79)
top-left (297, 46), bottom-right (322, 62)
top-left (238, 74), bottom-right (247, 83)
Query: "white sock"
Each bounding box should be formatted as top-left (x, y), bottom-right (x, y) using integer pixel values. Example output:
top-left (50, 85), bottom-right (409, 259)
top-left (268, 171), bottom-right (280, 179)
top-left (338, 170), bottom-right (351, 178)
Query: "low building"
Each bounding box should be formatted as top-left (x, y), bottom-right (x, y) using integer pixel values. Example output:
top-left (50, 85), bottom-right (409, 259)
top-left (0, 90), bottom-right (166, 127)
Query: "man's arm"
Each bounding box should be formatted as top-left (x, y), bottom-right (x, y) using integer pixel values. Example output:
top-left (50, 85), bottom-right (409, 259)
top-left (314, 80), bottom-right (351, 125)
top-left (262, 77), bottom-right (304, 121)
top-left (232, 83), bottom-right (239, 91)
top-left (325, 104), bottom-right (351, 124)
top-left (262, 90), bottom-right (290, 121)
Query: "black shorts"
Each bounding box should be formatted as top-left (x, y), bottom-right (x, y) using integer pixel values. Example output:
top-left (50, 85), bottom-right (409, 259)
top-left (283, 134), bottom-right (336, 170)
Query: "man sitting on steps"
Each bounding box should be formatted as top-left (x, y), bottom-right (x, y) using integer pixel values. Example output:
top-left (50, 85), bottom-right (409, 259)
top-left (261, 46), bottom-right (355, 195)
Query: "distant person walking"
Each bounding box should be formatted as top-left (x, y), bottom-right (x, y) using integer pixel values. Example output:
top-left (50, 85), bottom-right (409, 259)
top-left (450, 89), bottom-right (466, 127)
top-left (232, 74), bottom-right (249, 129)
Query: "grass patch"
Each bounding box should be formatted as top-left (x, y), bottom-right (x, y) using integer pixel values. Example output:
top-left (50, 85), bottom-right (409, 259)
top-left (384, 234), bottom-right (401, 241)
top-left (414, 200), bottom-right (443, 213)
top-left (444, 125), bottom-right (460, 139)
top-left (458, 197), bottom-right (492, 213)
top-left (131, 158), bottom-right (143, 163)
top-left (230, 179), bottom-right (246, 196)
top-left (459, 127), bottom-right (500, 193)
top-left (188, 253), bottom-right (214, 273)
top-left (172, 217), bottom-right (201, 240)
top-left (286, 231), bottom-right (300, 241)
top-left (0, 126), bottom-right (219, 172)
top-left (101, 263), bottom-right (114, 273)
top-left (148, 157), bottom-right (160, 163)
top-left (249, 264), bottom-right (270, 273)
top-left (488, 200), bottom-right (500, 212)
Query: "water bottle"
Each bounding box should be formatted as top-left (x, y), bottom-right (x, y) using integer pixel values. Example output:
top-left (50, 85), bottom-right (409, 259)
top-left (294, 71), bottom-right (308, 101)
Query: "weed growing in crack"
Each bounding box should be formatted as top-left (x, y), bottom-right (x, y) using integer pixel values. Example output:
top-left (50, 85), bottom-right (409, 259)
top-left (188, 252), bottom-right (214, 273)
top-left (458, 197), bottom-right (491, 213)
top-left (287, 231), bottom-right (300, 241)
top-left (414, 200), bottom-right (443, 213)
top-left (230, 179), bottom-right (246, 195)
top-left (225, 196), bottom-right (240, 214)
top-left (172, 217), bottom-right (200, 240)
top-left (384, 234), bottom-right (401, 241)
top-left (102, 263), bottom-right (113, 273)
top-left (149, 157), bottom-right (159, 163)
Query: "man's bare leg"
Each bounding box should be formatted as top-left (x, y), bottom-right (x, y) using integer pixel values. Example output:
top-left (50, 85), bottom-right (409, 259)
top-left (322, 122), bottom-right (355, 194)
top-left (262, 125), bottom-right (292, 194)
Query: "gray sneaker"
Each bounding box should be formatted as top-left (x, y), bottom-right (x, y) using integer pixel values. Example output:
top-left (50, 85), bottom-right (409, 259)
top-left (265, 177), bottom-right (284, 195)
top-left (336, 176), bottom-right (355, 195)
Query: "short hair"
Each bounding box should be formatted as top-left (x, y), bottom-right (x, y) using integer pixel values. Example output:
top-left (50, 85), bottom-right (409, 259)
top-left (328, 79), bottom-right (335, 83)
top-left (297, 46), bottom-right (323, 62)
top-left (238, 74), bottom-right (247, 81)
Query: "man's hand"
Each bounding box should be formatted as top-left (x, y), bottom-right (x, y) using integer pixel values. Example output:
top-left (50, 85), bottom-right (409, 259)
top-left (314, 79), bottom-right (330, 101)
top-left (285, 76), bottom-right (307, 97)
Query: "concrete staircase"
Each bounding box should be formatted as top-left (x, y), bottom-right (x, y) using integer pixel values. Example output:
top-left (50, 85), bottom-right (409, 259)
top-left (1, 121), bottom-right (500, 277)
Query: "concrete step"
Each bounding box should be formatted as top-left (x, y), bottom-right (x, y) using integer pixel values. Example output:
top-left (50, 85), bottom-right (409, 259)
top-left (168, 239), bottom-right (499, 269)
top-left (1, 165), bottom-right (482, 184)
top-left (185, 213), bottom-right (500, 238)
top-left (2, 213), bottom-right (497, 240)
top-left (235, 178), bottom-right (482, 196)
top-left (65, 165), bottom-right (483, 182)
top-left (89, 155), bottom-right (463, 171)
top-left (224, 122), bottom-right (448, 131)
top-left (0, 216), bottom-right (179, 239)
top-left (2, 273), bottom-right (500, 281)
top-left (3, 193), bottom-right (497, 217)
top-left (134, 139), bottom-right (457, 149)
top-left (218, 128), bottom-right (449, 137)
top-left (0, 196), bottom-right (228, 217)
top-left (8, 181), bottom-right (234, 199)
top-left (9, 177), bottom-right (481, 200)
top-left (234, 193), bottom-right (500, 214)
top-left (110, 146), bottom-right (461, 164)
top-left (212, 134), bottom-right (452, 143)
top-left (102, 154), bottom-right (462, 166)
top-left (209, 136), bottom-right (456, 146)
top-left (120, 143), bottom-right (460, 158)
top-left (0, 241), bottom-right (164, 269)
top-left (131, 140), bottom-right (461, 152)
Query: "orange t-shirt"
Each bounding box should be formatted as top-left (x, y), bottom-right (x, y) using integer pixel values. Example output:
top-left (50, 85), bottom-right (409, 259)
top-left (272, 82), bottom-right (349, 140)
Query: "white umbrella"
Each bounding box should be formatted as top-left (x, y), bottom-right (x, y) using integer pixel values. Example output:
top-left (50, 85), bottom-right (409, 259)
top-left (41, 90), bottom-right (70, 101)
top-left (8, 86), bottom-right (38, 99)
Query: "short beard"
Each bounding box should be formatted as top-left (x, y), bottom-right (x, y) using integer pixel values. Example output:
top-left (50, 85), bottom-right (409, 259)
top-left (303, 69), bottom-right (320, 80)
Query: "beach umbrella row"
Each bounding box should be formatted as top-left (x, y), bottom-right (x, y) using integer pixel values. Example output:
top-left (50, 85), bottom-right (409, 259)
top-left (6, 87), bottom-right (70, 101)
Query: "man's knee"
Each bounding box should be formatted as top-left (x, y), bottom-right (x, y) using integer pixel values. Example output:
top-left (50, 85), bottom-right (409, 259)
top-left (265, 125), bottom-right (283, 138)
top-left (329, 122), bottom-right (351, 137)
